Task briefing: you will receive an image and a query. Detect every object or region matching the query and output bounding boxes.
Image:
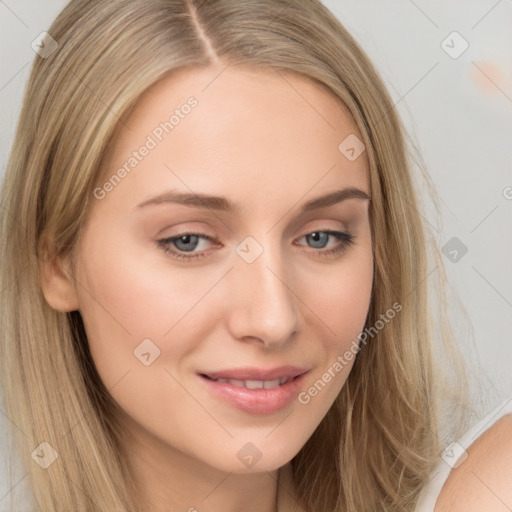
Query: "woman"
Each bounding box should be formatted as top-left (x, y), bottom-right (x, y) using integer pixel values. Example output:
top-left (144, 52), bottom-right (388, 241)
top-left (1, 1), bottom-right (510, 511)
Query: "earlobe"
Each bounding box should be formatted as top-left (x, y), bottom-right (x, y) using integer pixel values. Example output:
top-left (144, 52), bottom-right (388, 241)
top-left (38, 234), bottom-right (80, 312)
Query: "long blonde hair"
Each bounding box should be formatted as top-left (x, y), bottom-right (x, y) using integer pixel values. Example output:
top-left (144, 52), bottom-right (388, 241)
top-left (0, 0), bottom-right (475, 510)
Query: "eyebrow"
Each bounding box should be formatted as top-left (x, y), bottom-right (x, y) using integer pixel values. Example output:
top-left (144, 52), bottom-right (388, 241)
top-left (136, 187), bottom-right (370, 215)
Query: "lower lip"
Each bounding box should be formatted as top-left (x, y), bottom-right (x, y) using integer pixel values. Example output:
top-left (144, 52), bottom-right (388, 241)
top-left (198, 373), bottom-right (308, 415)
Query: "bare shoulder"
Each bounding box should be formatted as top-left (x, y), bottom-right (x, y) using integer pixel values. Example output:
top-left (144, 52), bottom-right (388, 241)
top-left (435, 413), bottom-right (512, 511)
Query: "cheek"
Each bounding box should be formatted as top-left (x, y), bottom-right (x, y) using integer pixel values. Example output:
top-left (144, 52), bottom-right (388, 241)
top-left (74, 250), bottom-right (203, 443)
top-left (295, 266), bottom-right (373, 419)
top-left (73, 237), bottom-right (196, 387)
top-left (301, 249), bottom-right (373, 398)
top-left (311, 251), bottom-right (373, 343)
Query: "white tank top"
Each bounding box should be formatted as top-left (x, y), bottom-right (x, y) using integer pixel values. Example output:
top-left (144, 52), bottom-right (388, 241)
top-left (414, 395), bottom-right (512, 511)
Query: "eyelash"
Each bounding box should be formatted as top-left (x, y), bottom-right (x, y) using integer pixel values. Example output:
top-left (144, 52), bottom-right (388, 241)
top-left (157, 229), bottom-right (356, 262)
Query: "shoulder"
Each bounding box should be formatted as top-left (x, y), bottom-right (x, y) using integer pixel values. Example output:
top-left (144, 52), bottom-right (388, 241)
top-left (435, 413), bottom-right (512, 511)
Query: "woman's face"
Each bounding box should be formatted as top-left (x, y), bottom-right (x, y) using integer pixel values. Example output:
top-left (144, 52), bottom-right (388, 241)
top-left (68, 64), bottom-right (373, 474)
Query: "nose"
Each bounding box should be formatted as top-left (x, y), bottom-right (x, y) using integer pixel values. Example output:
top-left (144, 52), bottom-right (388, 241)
top-left (225, 239), bottom-right (299, 349)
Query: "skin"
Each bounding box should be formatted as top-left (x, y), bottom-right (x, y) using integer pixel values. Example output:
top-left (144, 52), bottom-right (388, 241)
top-left (39, 64), bottom-right (373, 512)
top-left (435, 414), bottom-right (512, 512)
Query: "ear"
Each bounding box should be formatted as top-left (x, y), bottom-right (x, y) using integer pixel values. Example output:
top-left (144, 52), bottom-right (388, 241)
top-left (38, 233), bottom-right (80, 312)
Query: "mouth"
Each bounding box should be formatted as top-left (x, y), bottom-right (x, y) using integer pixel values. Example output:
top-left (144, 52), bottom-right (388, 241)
top-left (199, 374), bottom-right (298, 389)
top-left (197, 366), bottom-right (310, 414)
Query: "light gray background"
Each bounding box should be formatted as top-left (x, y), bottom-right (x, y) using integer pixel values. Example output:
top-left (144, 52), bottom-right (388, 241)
top-left (1, 0), bottom-right (511, 507)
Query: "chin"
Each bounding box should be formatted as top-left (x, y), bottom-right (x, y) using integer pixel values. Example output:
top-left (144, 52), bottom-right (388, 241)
top-left (199, 435), bottom-right (306, 475)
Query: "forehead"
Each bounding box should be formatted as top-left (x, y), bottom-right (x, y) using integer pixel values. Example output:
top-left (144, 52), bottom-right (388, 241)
top-left (97, 64), bottom-right (370, 211)
top-left (132, 63), bottom-right (355, 122)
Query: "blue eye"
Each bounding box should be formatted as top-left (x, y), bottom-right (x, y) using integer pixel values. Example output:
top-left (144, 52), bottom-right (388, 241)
top-left (158, 233), bottom-right (215, 261)
top-left (169, 233), bottom-right (203, 252)
top-left (157, 229), bottom-right (355, 262)
top-left (297, 230), bottom-right (356, 258)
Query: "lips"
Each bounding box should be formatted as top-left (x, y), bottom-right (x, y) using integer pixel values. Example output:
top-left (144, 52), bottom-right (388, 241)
top-left (197, 366), bottom-right (310, 414)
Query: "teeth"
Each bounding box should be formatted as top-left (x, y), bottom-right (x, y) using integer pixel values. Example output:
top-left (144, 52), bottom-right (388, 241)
top-left (210, 377), bottom-right (292, 388)
top-left (263, 379), bottom-right (282, 389)
top-left (245, 380), bottom-right (264, 389)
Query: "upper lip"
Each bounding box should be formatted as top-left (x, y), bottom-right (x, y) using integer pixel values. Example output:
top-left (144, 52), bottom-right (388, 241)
top-left (199, 365), bottom-right (309, 381)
